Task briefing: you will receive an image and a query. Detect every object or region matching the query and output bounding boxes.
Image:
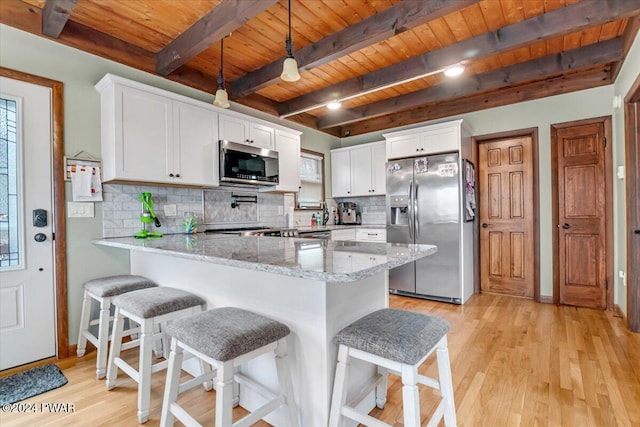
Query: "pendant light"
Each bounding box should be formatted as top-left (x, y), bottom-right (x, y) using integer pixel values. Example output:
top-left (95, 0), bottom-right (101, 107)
top-left (281, 0), bottom-right (300, 82)
top-left (213, 37), bottom-right (230, 109)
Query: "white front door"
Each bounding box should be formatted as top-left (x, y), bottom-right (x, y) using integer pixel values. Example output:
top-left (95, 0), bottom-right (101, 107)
top-left (0, 77), bottom-right (56, 370)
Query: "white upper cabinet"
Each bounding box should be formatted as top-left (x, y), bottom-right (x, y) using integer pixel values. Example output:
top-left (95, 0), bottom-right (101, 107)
top-left (384, 120), bottom-right (469, 159)
top-left (274, 129), bottom-right (301, 193)
top-left (331, 141), bottom-right (386, 197)
top-left (219, 113), bottom-right (275, 150)
top-left (173, 101), bottom-right (218, 186)
top-left (96, 75), bottom-right (218, 186)
top-left (331, 149), bottom-right (352, 197)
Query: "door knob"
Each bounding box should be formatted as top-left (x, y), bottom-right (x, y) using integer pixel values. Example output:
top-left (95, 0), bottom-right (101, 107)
top-left (34, 233), bottom-right (47, 242)
top-left (562, 223), bottom-right (571, 229)
top-left (482, 223), bottom-right (489, 228)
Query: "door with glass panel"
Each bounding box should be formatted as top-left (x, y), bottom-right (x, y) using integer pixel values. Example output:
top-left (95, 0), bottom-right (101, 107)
top-left (0, 77), bottom-right (56, 370)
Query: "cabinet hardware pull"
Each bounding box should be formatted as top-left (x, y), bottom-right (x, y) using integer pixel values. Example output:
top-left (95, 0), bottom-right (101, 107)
top-left (482, 223), bottom-right (489, 228)
top-left (169, 173), bottom-right (174, 177)
top-left (175, 174), bottom-right (180, 178)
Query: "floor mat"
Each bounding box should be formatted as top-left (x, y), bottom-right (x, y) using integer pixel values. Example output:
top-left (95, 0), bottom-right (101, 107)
top-left (0, 364), bottom-right (68, 405)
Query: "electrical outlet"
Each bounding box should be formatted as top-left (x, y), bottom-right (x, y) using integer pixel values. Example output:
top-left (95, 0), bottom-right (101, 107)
top-left (164, 204), bottom-right (177, 217)
top-left (67, 202), bottom-right (94, 218)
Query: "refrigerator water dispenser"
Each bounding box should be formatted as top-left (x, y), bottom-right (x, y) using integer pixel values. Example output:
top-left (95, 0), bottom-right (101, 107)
top-left (389, 195), bottom-right (410, 225)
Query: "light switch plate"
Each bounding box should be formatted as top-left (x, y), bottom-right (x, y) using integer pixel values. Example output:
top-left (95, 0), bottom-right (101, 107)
top-left (67, 202), bottom-right (94, 218)
top-left (164, 204), bottom-right (177, 217)
top-left (617, 165), bottom-right (625, 180)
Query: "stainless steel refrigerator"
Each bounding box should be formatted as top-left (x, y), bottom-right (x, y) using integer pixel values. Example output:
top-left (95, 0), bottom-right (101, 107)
top-left (386, 152), bottom-right (474, 304)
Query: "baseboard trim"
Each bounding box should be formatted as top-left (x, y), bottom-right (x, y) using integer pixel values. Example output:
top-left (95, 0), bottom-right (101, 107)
top-left (538, 295), bottom-right (554, 304)
top-left (614, 304), bottom-right (626, 320)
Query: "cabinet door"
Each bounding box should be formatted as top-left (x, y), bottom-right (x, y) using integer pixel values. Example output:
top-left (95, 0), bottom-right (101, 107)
top-left (331, 228), bottom-right (356, 241)
top-left (118, 86), bottom-right (173, 182)
top-left (250, 122), bottom-right (275, 150)
top-left (386, 133), bottom-right (422, 159)
top-left (275, 130), bottom-right (300, 192)
top-left (173, 101), bottom-right (218, 186)
top-left (421, 126), bottom-right (458, 154)
top-left (331, 150), bottom-right (352, 197)
top-left (350, 145), bottom-right (372, 196)
top-left (370, 142), bottom-right (386, 195)
top-left (218, 113), bottom-right (248, 144)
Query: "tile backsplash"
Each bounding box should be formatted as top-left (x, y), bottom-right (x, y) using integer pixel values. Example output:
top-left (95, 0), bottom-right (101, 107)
top-left (102, 184), bottom-right (385, 237)
top-left (102, 184), bottom-right (285, 238)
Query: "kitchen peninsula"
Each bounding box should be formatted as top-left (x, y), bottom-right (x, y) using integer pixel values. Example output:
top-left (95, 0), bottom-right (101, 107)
top-left (94, 233), bottom-right (437, 426)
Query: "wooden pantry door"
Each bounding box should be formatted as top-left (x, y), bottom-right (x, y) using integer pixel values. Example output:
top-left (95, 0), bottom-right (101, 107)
top-left (478, 135), bottom-right (535, 298)
top-left (552, 117), bottom-right (612, 310)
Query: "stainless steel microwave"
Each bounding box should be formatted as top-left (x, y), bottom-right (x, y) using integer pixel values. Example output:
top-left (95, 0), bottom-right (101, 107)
top-left (219, 140), bottom-right (279, 186)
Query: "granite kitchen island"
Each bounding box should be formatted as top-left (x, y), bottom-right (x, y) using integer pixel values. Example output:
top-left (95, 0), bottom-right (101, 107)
top-left (94, 233), bottom-right (437, 426)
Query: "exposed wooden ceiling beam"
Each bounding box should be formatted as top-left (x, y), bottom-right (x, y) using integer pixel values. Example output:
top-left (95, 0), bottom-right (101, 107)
top-left (227, 0), bottom-right (481, 99)
top-left (332, 67), bottom-right (612, 137)
top-left (156, 0), bottom-right (278, 76)
top-left (317, 38), bottom-right (623, 129)
top-left (610, 15), bottom-right (640, 81)
top-left (41, 0), bottom-right (77, 38)
top-left (279, 0), bottom-right (640, 118)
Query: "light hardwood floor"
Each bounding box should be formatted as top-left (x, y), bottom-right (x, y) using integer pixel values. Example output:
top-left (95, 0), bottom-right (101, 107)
top-left (1, 293), bottom-right (639, 426)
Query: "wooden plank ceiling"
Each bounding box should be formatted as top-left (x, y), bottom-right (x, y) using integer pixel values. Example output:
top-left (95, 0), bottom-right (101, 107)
top-left (3, 0), bottom-right (640, 137)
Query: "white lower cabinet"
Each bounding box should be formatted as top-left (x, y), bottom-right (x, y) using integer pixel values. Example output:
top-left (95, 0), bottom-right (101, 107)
top-left (355, 228), bottom-right (387, 242)
top-left (331, 228), bottom-right (356, 241)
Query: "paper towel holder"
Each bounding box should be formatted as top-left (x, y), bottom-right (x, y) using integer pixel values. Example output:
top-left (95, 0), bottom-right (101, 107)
top-left (64, 150), bottom-right (102, 181)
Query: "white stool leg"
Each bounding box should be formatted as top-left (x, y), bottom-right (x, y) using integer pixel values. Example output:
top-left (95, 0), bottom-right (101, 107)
top-left (160, 338), bottom-right (184, 427)
top-left (96, 296), bottom-right (111, 379)
top-left (106, 307), bottom-right (125, 389)
top-left (328, 345), bottom-right (350, 427)
top-left (76, 290), bottom-right (92, 357)
top-left (436, 337), bottom-right (457, 426)
top-left (274, 338), bottom-right (299, 427)
top-left (375, 366), bottom-right (388, 409)
top-left (401, 364), bottom-right (420, 427)
top-left (215, 360), bottom-right (234, 427)
top-left (138, 317), bottom-right (154, 424)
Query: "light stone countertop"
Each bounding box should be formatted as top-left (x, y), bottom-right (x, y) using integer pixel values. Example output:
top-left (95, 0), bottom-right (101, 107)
top-left (93, 233), bottom-right (436, 283)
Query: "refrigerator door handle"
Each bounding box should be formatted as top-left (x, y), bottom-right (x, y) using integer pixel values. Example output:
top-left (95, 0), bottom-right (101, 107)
top-left (408, 181), bottom-right (414, 239)
top-left (414, 181), bottom-right (420, 238)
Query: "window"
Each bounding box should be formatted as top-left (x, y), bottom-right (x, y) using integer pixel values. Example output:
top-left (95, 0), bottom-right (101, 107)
top-left (0, 97), bottom-right (21, 268)
top-left (295, 149), bottom-right (325, 209)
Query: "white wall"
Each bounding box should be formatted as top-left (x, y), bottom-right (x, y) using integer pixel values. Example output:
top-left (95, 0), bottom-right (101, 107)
top-left (0, 24), bottom-right (339, 344)
top-left (341, 34), bottom-right (640, 309)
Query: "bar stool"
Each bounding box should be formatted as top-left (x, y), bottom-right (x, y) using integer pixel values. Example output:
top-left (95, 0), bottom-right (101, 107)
top-left (328, 308), bottom-right (456, 427)
top-left (106, 287), bottom-right (206, 424)
top-left (77, 275), bottom-right (158, 379)
top-left (160, 307), bottom-right (299, 427)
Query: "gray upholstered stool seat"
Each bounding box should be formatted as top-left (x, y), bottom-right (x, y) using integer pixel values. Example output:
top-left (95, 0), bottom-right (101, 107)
top-left (329, 308), bottom-right (456, 427)
top-left (107, 287), bottom-right (206, 424)
top-left (112, 287), bottom-right (206, 318)
top-left (334, 308), bottom-right (450, 365)
top-left (84, 274), bottom-right (158, 297)
top-left (77, 275), bottom-right (158, 379)
top-left (166, 307), bottom-right (290, 361)
top-left (160, 307), bottom-right (299, 427)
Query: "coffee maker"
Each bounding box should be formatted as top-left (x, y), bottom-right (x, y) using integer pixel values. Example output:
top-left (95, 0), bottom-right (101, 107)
top-left (338, 202), bottom-right (358, 224)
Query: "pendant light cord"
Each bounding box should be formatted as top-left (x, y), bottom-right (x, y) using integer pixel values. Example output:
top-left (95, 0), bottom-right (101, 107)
top-left (286, 0), bottom-right (293, 57)
top-left (218, 38), bottom-right (224, 88)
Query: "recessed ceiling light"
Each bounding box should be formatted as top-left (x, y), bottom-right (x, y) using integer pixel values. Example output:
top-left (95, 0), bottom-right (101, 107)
top-left (327, 101), bottom-right (342, 110)
top-left (444, 65), bottom-right (464, 77)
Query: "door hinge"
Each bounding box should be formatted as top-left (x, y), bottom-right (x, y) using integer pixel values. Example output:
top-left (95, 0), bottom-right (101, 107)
top-left (52, 232), bottom-right (55, 241)
top-left (606, 279), bottom-right (608, 290)
top-left (604, 137), bottom-right (607, 147)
